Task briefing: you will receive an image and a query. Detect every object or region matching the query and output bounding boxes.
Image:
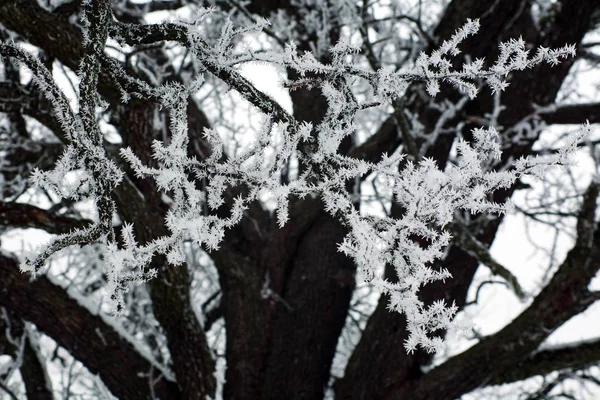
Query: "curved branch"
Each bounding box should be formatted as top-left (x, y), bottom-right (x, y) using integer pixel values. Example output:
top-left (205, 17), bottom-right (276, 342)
top-left (0, 201), bottom-right (92, 234)
top-left (0, 252), bottom-right (181, 400)
top-left (490, 337), bottom-right (600, 386)
top-left (450, 221), bottom-right (527, 300)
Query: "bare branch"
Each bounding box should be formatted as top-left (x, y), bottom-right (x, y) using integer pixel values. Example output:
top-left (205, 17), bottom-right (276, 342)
top-left (451, 221), bottom-right (527, 300)
top-left (538, 102), bottom-right (600, 125)
top-left (490, 337), bottom-right (600, 386)
top-left (0, 201), bottom-right (92, 234)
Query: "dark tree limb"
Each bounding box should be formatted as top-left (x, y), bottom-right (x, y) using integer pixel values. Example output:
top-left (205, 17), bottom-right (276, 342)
top-left (0, 7), bottom-right (218, 391)
top-left (0, 309), bottom-right (53, 400)
top-left (489, 337), bottom-right (600, 386)
top-left (0, 12), bottom-right (218, 398)
top-left (0, 253), bottom-right (181, 400)
top-left (579, 49), bottom-right (600, 64)
top-left (0, 201), bottom-right (92, 234)
top-left (450, 221), bottom-right (527, 300)
top-left (0, 1), bottom-right (84, 77)
top-left (146, 259), bottom-right (217, 399)
top-left (538, 102), bottom-right (600, 125)
top-left (0, 1), bottom-right (213, 162)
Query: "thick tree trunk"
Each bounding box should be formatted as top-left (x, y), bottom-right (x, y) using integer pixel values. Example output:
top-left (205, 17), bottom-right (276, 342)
top-left (261, 211), bottom-right (355, 400)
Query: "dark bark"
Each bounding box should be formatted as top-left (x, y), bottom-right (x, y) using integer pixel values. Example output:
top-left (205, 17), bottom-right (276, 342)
top-left (19, 334), bottom-right (52, 400)
top-left (0, 310), bottom-right (53, 400)
top-left (0, 202), bottom-right (92, 234)
top-left (539, 102), bottom-right (600, 125)
top-left (490, 338), bottom-right (600, 386)
top-left (0, 253), bottom-right (180, 400)
top-left (215, 242), bottom-right (272, 400)
top-left (147, 259), bottom-right (217, 399)
top-left (212, 196), bottom-right (325, 399)
top-left (261, 211), bottom-right (355, 400)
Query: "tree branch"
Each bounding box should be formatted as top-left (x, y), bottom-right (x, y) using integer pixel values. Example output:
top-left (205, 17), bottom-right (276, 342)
top-left (578, 48), bottom-right (600, 64)
top-left (0, 252), bottom-right (181, 400)
top-left (450, 221), bottom-right (527, 300)
top-left (538, 102), bottom-right (600, 125)
top-left (0, 201), bottom-right (92, 234)
top-left (490, 337), bottom-right (600, 386)
top-left (401, 182), bottom-right (600, 400)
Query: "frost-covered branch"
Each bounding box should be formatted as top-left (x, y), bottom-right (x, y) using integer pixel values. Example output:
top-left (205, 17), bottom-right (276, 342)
top-left (0, 43), bottom-right (80, 140)
top-left (109, 19), bottom-right (296, 126)
top-left (101, 17), bottom-right (589, 350)
top-left (407, 180), bottom-right (600, 399)
top-left (0, 3), bottom-right (123, 276)
top-left (6, 11), bottom-right (589, 352)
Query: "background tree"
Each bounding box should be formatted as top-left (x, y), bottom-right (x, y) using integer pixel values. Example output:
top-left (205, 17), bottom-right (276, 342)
top-left (0, 0), bottom-right (599, 399)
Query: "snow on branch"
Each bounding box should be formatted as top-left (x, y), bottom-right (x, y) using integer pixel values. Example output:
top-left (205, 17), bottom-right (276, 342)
top-left (0, 43), bottom-right (80, 140)
top-left (0, 3), bottom-right (124, 285)
top-left (114, 15), bottom-right (584, 349)
top-left (4, 12), bottom-right (589, 347)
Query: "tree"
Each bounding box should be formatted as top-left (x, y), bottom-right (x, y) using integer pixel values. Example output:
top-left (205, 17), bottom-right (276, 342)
top-left (0, 0), bottom-right (599, 399)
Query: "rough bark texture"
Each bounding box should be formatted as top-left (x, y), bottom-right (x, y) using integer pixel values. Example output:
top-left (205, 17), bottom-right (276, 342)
top-left (0, 254), bottom-right (180, 400)
top-left (0, 310), bottom-right (53, 400)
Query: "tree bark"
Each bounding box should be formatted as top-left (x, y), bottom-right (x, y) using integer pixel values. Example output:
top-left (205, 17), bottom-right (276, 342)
top-left (0, 253), bottom-right (181, 400)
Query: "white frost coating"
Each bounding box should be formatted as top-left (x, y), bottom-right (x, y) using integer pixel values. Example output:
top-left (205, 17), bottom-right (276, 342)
top-left (12, 13), bottom-right (587, 353)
